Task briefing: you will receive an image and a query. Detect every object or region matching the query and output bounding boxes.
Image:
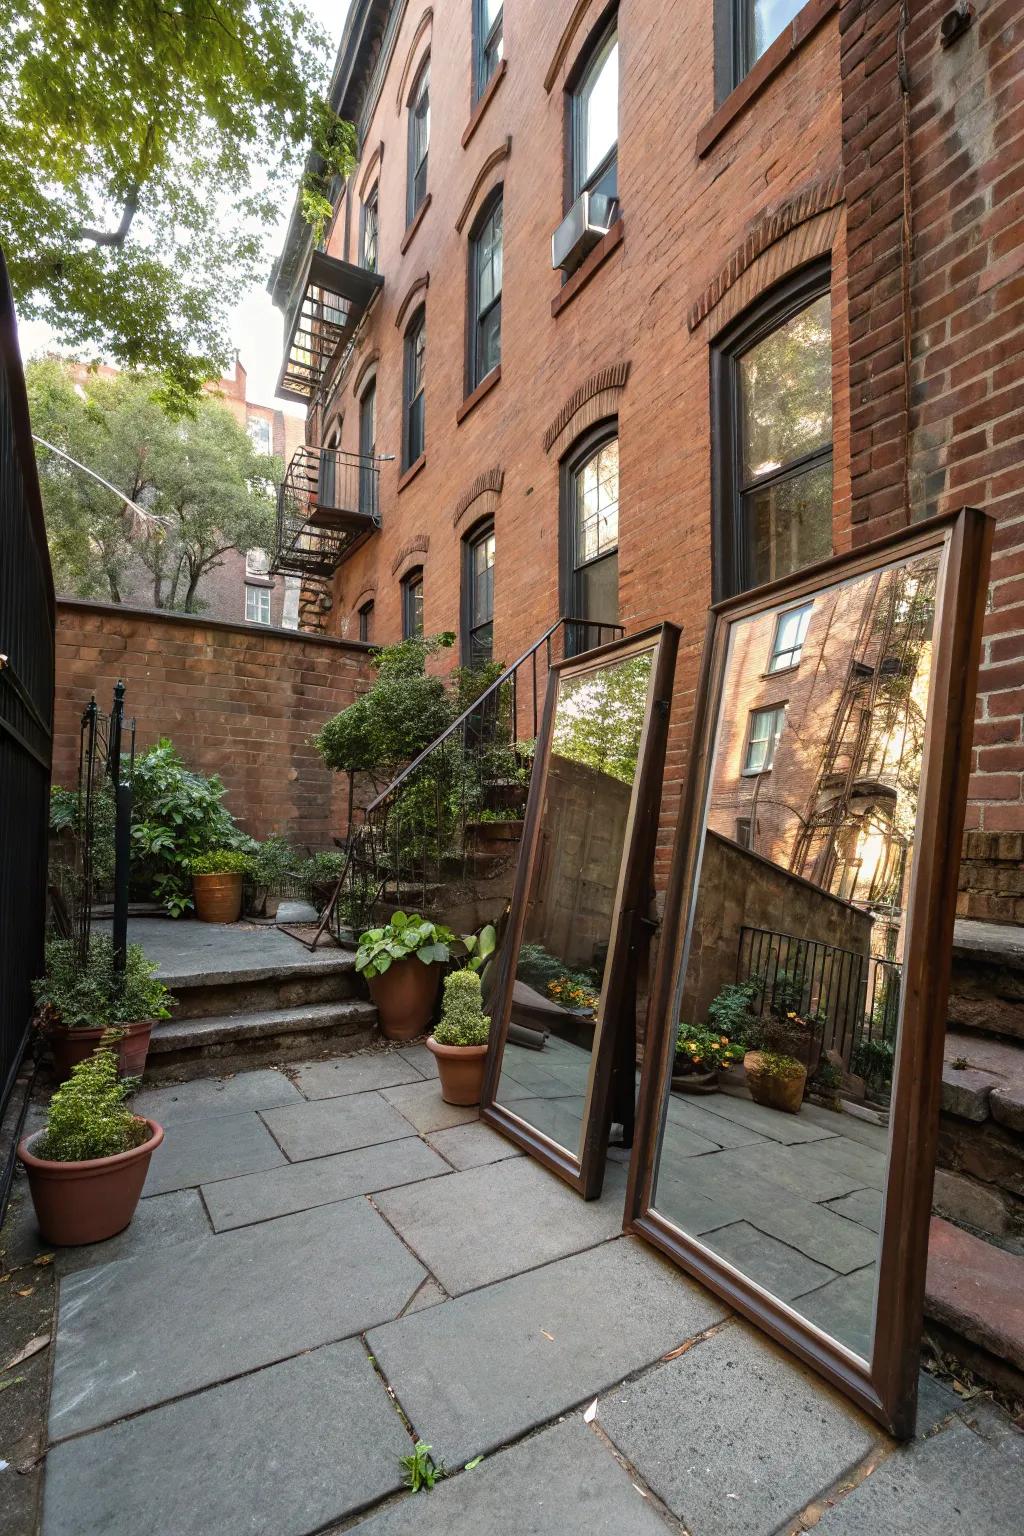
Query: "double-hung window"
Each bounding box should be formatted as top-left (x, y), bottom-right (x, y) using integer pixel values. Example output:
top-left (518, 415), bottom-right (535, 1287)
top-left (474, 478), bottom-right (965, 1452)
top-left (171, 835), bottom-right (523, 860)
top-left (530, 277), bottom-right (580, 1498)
top-left (469, 191), bottom-right (502, 389)
top-left (463, 522), bottom-right (495, 666)
top-left (572, 20), bottom-right (618, 204)
top-left (361, 184), bottom-right (379, 273)
top-left (769, 603), bottom-right (812, 672)
top-left (474, 0), bottom-right (503, 100)
top-left (245, 584), bottom-right (271, 626)
top-left (358, 599), bottom-right (374, 643)
top-left (562, 428), bottom-right (619, 655)
top-left (403, 309), bottom-right (426, 468)
top-left (744, 705), bottom-right (786, 774)
top-left (402, 568), bottom-right (424, 638)
top-left (407, 59), bottom-right (430, 223)
top-left (359, 380), bottom-right (376, 516)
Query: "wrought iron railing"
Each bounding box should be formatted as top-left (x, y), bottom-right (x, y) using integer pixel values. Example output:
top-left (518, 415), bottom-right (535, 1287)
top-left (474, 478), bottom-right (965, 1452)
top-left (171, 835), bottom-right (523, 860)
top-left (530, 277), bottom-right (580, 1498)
top-left (272, 445), bottom-right (382, 579)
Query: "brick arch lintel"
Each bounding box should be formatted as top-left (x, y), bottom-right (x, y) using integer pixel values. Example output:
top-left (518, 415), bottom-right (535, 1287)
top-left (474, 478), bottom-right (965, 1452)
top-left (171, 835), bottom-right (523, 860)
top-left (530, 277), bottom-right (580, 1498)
top-left (391, 534), bottom-right (430, 577)
top-left (688, 169), bottom-right (844, 333)
top-left (395, 272), bottom-right (430, 332)
top-left (395, 8), bottom-right (433, 113)
top-left (350, 581), bottom-right (378, 611)
top-left (455, 140), bottom-right (511, 234)
top-left (542, 362), bottom-right (630, 457)
top-left (452, 467), bottom-right (504, 530)
top-left (352, 350), bottom-right (380, 400)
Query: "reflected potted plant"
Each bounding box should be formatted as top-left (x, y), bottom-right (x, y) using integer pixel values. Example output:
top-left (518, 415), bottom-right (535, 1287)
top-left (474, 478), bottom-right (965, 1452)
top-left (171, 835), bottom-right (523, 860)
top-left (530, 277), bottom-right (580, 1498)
top-left (741, 974), bottom-right (818, 1116)
top-left (426, 970), bottom-right (491, 1105)
top-left (34, 935), bottom-right (174, 1082)
top-left (672, 1023), bottom-right (745, 1094)
top-left (189, 849), bottom-right (253, 923)
top-left (355, 912), bottom-right (457, 1041)
top-left (18, 1049), bottom-right (163, 1245)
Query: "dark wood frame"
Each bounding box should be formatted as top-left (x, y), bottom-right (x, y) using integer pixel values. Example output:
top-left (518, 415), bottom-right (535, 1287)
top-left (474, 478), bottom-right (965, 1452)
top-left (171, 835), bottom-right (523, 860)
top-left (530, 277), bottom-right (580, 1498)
top-left (623, 508), bottom-right (993, 1439)
top-left (482, 622), bottom-right (681, 1198)
top-left (402, 306), bottom-right (426, 470)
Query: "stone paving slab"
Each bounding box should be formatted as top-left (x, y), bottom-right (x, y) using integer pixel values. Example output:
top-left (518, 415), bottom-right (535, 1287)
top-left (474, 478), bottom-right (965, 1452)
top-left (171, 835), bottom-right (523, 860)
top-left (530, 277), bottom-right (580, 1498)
top-left (379, 1079), bottom-right (479, 1132)
top-left (367, 1237), bottom-right (728, 1466)
top-left (202, 1137), bottom-right (450, 1230)
top-left (292, 1052), bottom-right (426, 1100)
top-left (349, 1416), bottom-right (668, 1536)
top-left (373, 1156), bottom-right (628, 1294)
top-left (598, 1321), bottom-right (879, 1536)
top-left (814, 1417), bottom-right (1024, 1534)
top-left (823, 1188), bottom-right (881, 1232)
top-left (260, 1091), bottom-right (416, 1160)
top-left (132, 1068), bottom-right (303, 1123)
top-left (665, 1093), bottom-right (768, 1148)
top-left (709, 1140), bottom-right (881, 1204)
top-left (101, 916), bottom-right (351, 984)
top-left (695, 1092), bottom-right (838, 1145)
top-left (49, 1199), bottom-right (426, 1438)
top-left (395, 1042), bottom-right (439, 1079)
top-left (702, 1221), bottom-right (837, 1301)
top-left (55, 1190), bottom-right (209, 1276)
top-left (143, 1109), bottom-right (286, 1195)
top-left (425, 1120), bottom-right (524, 1170)
top-left (42, 1340), bottom-right (408, 1536)
top-left (793, 1264), bottom-right (877, 1361)
top-left (495, 1094), bottom-right (586, 1149)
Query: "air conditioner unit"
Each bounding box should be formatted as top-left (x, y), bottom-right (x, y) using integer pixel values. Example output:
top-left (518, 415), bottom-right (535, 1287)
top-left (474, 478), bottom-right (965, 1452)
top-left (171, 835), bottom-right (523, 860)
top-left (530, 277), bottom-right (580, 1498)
top-left (551, 192), bottom-right (619, 276)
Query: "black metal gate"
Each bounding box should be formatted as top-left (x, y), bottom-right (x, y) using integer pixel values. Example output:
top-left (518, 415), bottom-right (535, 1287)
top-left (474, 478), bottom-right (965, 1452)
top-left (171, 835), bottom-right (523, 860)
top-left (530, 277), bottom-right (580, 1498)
top-left (0, 248), bottom-right (56, 1149)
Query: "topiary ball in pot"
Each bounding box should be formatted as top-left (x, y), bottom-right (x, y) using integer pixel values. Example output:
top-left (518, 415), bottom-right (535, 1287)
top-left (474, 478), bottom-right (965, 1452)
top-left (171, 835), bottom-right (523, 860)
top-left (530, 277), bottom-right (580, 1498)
top-left (427, 970), bottom-right (491, 1106)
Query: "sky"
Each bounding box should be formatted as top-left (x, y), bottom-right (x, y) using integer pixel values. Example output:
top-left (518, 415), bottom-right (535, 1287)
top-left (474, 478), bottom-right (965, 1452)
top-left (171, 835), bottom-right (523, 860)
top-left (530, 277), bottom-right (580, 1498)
top-left (18, 0), bottom-right (353, 416)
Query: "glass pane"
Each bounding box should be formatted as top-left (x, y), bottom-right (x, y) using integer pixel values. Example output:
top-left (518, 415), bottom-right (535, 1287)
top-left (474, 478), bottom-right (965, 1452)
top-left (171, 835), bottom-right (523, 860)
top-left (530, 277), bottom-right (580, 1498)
top-left (649, 549), bottom-right (942, 1364)
top-left (477, 302), bottom-right (501, 380)
top-left (582, 36), bottom-right (618, 183)
top-left (495, 647), bottom-right (654, 1160)
top-left (745, 0), bottom-right (807, 70)
top-left (770, 603), bottom-right (812, 671)
top-left (746, 459), bottom-right (833, 586)
top-left (579, 552), bottom-right (619, 633)
top-left (471, 531), bottom-right (495, 626)
top-left (575, 439), bottom-right (619, 564)
top-left (483, 0), bottom-right (501, 29)
top-left (739, 293), bottom-right (832, 483)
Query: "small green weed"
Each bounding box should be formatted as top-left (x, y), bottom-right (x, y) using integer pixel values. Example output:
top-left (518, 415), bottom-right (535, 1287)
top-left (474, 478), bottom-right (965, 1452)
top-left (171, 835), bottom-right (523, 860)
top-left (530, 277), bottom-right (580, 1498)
top-left (400, 1440), bottom-right (444, 1492)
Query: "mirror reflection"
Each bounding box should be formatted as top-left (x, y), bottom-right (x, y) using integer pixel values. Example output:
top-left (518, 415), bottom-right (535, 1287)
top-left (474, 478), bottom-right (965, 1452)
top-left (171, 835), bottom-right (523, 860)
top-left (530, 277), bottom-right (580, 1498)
top-left (495, 647), bottom-right (654, 1159)
top-left (652, 550), bottom-right (940, 1361)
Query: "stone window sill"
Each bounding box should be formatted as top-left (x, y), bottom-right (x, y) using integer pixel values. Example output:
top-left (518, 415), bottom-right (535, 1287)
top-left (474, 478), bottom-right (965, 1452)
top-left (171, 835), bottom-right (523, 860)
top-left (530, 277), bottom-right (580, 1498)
top-left (397, 453), bottom-right (427, 492)
top-left (456, 365), bottom-right (502, 424)
top-left (463, 60), bottom-right (507, 149)
top-left (551, 219), bottom-right (625, 319)
top-left (401, 194), bottom-right (432, 255)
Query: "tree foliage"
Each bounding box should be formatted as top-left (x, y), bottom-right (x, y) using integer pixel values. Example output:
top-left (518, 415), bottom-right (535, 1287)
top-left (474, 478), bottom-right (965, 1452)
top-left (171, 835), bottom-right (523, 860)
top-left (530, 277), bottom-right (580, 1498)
top-left (551, 652), bottom-right (652, 785)
top-left (0, 0), bottom-right (356, 401)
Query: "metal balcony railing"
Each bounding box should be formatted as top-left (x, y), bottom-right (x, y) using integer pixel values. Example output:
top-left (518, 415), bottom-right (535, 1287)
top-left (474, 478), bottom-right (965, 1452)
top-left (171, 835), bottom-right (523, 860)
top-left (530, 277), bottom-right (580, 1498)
top-left (272, 445), bottom-right (382, 579)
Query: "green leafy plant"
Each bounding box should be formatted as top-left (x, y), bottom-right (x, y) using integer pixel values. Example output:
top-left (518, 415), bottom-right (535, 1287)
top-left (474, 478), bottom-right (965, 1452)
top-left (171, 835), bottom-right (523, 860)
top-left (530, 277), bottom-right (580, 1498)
top-left (400, 1440), bottom-right (444, 1492)
top-left (434, 970), bottom-right (490, 1047)
top-left (461, 923), bottom-right (497, 974)
top-left (517, 943), bottom-right (569, 991)
top-left (706, 978), bottom-right (761, 1040)
top-left (313, 633), bottom-right (457, 783)
top-left (355, 913), bottom-right (457, 979)
top-left (547, 974), bottom-right (600, 1011)
top-left (36, 1049), bottom-right (150, 1163)
top-left (50, 781), bottom-right (117, 894)
top-left (300, 849), bottom-right (347, 890)
top-left (751, 1050), bottom-right (808, 1082)
top-left (743, 969), bottom-right (820, 1061)
top-left (130, 739), bottom-right (246, 915)
top-left (850, 1035), bottom-right (895, 1094)
top-left (33, 936), bottom-right (174, 1032)
top-left (248, 836), bottom-right (300, 893)
top-left (188, 850), bottom-right (253, 875)
top-left (674, 1022), bottom-right (745, 1073)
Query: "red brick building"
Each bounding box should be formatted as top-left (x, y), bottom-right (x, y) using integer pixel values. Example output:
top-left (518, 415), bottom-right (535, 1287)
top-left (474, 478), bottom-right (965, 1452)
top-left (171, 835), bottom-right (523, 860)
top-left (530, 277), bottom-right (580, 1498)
top-left (269, 0), bottom-right (1024, 918)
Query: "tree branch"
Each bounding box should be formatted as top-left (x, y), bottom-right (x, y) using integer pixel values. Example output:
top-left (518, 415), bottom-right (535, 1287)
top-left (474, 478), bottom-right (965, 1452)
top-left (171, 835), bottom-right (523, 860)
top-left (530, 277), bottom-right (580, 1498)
top-left (79, 187), bottom-right (140, 248)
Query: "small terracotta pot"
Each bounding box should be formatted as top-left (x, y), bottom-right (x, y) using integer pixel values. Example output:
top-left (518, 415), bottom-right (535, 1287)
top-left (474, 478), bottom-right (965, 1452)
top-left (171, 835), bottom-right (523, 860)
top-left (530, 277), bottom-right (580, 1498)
top-left (367, 956), bottom-right (441, 1041)
top-left (49, 1018), bottom-right (154, 1084)
top-left (193, 871), bottom-right (243, 923)
top-left (426, 1036), bottom-right (488, 1105)
top-left (744, 1050), bottom-right (807, 1114)
top-left (18, 1119), bottom-right (163, 1246)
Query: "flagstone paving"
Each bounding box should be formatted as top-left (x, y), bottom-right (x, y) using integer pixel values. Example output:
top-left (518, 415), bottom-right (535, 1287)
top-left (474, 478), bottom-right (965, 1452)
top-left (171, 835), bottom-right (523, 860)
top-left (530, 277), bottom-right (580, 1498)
top-left (2, 1040), bottom-right (1019, 1536)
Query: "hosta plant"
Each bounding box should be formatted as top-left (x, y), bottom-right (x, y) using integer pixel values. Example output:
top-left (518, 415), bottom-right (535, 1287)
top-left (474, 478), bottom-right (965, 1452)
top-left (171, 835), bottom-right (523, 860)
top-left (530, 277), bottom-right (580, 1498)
top-left (355, 912), bottom-right (457, 979)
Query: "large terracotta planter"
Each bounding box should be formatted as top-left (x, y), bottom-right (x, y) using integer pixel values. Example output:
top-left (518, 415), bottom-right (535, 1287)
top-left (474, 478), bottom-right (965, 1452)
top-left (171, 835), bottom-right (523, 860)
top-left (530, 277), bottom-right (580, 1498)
top-left (18, 1119), bottom-right (163, 1246)
top-left (368, 956), bottom-right (441, 1041)
top-left (193, 871), bottom-right (243, 923)
top-left (49, 1018), bottom-right (154, 1084)
top-left (743, 1050), bottom-right (807, 1115)
top-left (426, 1036), bottom-right (488, 1105)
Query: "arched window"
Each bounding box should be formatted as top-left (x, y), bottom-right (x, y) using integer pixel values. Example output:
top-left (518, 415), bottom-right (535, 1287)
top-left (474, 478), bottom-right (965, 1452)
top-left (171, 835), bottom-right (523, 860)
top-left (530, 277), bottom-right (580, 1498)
top-left (403, 308), bottom-right (426, 468)
top-left (462, 520), bottom-right (495, 666)
top-left (561, 425), bottom-right (619, 655)
top-left (358, 598), bottom-right (374, 643)
top-left (570, 16), bottom-right (618, 203)
top-left (468, 189), bottom-right (503, 390)
top-left (402, 566), bottom-right (424, 638)
top-left (358, 378), bottom-right (376, 517)
top-left (407, 57), bottom-right (430, 223)
top-left (319, 420), bottom-right (341, 510)
top-left (361, 183), bottom-right (379, 273)
top-left (473, 0), bottom-right (503, 101)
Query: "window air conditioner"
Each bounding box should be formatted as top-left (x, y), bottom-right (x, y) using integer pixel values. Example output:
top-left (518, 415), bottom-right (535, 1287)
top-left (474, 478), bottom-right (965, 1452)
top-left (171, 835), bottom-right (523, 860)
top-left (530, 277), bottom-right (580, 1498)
top-left (551, 192), bottom-right (619, 276)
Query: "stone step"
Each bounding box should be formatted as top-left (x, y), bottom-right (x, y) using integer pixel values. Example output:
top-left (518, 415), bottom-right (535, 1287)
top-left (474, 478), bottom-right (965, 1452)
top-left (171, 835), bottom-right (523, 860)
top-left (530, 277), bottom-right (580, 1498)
top-left (948, 919), bottom-right (1024, 1043)
top-left (925, 1216), bottom-right (1024, 1398)
top-left (935, 1029), bottom-right (1024, 1246)
top-left (145, 999), bottom-right (378, 1080)
top-left (167, 954), bottom-right (358, 1020)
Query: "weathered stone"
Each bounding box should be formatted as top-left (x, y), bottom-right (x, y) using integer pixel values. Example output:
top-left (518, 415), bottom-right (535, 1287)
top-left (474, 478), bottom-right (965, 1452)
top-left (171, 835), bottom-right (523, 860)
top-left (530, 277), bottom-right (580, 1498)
top-left (259, 1091), bottom-right (416, 1160)
top-left (704, 1221), bottom-right (837, 1301)
top-left (55, 1190), bottom-right (209, 1276)
top-left (991, 1083), bottom-right (1024, 1133)
top-left (367, 1237), bottom-right (728, 1466)
top-left (598, 1322), bottom-right (878, 1535)
top-left (792, 1264), bottom-right (877, 1361)
top-left (379, 1079), bottom-right (479, 1132)
top-left (395, 1042), bottom-right (439, 1079)
top-left (937, 1117), bottom-right (1024, 1200)
top-left (292, 1051), bottom-right (425, 1099)
top-left (932, 1167), bottom-right (1011, 1236)
top-left (925, 1217), bottom-right (1024, 1373)
top-left (43, 1341), bottom-right (407, 1536)
top-left (665, 1093), bottom-right (768, 1148)
top-left (425, 1120), bottom-right (523, 1170)
top-left (275, 899), bottom-right (319, 923)
top-left (823, 1187), bottom-right (881, 1232)
top-left (940, 1062), bottom-right (997, 1121)
top-left (686, 1090), bottom-right (837, 1145)
top-left (132, 1069), bottom-right (302, 1124)
top-left (143, 1109), bottom-right (285, 1196)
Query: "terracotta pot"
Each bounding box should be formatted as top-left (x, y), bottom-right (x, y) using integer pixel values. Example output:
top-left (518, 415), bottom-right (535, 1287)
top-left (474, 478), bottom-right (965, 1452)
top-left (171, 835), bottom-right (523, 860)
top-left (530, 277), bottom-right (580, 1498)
top-left (671, 1060), bottom-right (720, 1094)
top-left (18, 1119), bottom-right (163, 1246)
top-left (743, 1050), bottom-right (807, 1115)
top-left (49, 1018), bottom-right (154, 1084)
top-left (426, 1036), bottom-right (489, 1105)
top-left (368, 956), bottom-right (441, 1041)
top-left (192, 871), bottom-right (243, 923)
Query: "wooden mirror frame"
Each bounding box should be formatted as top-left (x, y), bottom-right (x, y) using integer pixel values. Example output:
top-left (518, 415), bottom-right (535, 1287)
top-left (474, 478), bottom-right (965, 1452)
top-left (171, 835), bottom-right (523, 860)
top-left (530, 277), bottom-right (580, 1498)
top-left (624, 509), bottom-right (992, 1439)
top-left (482, 623), bottom-right (681, 1198)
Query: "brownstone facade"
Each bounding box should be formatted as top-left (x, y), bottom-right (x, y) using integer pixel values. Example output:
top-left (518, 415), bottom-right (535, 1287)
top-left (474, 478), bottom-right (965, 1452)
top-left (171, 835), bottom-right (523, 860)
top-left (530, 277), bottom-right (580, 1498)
top-left (271, 0), bottom-right (1022, 916)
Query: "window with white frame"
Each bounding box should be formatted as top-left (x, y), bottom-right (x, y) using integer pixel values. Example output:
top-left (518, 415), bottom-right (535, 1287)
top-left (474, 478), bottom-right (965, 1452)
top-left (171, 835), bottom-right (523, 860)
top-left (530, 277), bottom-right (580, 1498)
top-left (743, 704), bottom-right (786, 774)
top-left (768, 603), bottom-right (812, 672)
top-left (245, 584), bottom-right (271, 625)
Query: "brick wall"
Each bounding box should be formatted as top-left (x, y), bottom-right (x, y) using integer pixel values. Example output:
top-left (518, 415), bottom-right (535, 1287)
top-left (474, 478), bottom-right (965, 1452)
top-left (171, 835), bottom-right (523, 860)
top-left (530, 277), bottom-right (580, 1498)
top-left (54, 600), bottom-right (374, 848)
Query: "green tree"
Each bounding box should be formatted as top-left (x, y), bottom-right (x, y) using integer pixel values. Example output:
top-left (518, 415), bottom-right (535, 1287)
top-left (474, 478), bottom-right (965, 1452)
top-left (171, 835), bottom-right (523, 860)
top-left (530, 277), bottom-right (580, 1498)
top-left (0, 0), bottom-right (356, 402)
top-left (551, 653), bottom-right (652, 784)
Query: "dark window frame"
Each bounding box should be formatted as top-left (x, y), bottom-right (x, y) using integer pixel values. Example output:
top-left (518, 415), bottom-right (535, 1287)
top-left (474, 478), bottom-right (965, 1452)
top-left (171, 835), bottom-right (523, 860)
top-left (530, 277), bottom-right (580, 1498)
top-left (360, 183), bottom-right (379, 273)
top-left (473, 0), bottom-right (504, 103)
top-left (566, 10), bottom-right (619, 207)
top-left (461, 517), bottom-right (496, 667)
top-left (559, 418), bottom-right (620, 657)
top-left (402, 306), bottom-right (426, 469)
top-left (467, 186), bottom-right (503, 393)
top-left (742, 702), bottom-right (787, 776)
top-left (407, 56), bottom-right (430, 225)
top-left (401, 566), bottom-right (425, 639)
top-left (711, 256), bottom-right (833, 602)
top-left (358, 377), bottom-right (377, 518)
top-left (715, 0), bottom-right (809, 101)
top-left (358, 598), bottom-right (374, 643)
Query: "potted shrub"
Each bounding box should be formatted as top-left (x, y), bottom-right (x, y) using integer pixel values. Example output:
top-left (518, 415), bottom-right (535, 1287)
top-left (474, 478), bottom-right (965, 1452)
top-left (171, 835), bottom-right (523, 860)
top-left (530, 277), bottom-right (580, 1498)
top-left (355, 912), bottom-right (456, 1041)
top-left (189, 849), bottom-right (252, 923)
top-left (740, 974), bottom-right (818, 1116)
top-left (426, 970), bottom-right (491, 1105)
top-left (17, 1049), bottom-right (164, 1246)
top-left (672, 1023), bottom-right (745, 1093)
top-left (247, 835), bottom-right (298, 918)
top-left (300, 849), bottom-right (348, 913)
top-left (34, 935), bottom-right (174, 1082)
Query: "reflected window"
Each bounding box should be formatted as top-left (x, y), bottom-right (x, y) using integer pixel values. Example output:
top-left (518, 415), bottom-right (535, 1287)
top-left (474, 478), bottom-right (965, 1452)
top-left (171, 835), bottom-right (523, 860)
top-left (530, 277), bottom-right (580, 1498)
top-left (735, 816), bottom-right (752, 848)
top-left (407, 58), bottom-right (430, 223)
top-left (572, 20), bottom-right (618, 202)
top-left (402, 567), bottom-right (424, 638)
top-left (738, 0), bottom-right (806, 78)
top-left (469, 190), bottom-right (503, 389)
top-left (361, 184), bottom-right (379, 273)
top-left (463, 522), bottom-right (495, 666)
top-left (474, 0), bottom-right (503, 100)
top-left (744, 704), bottom-right (785, 773)
top-left (245, 584), bottom-right (271, 625)
top-left (563, 428), bottom-right (619, 655)
top-left (247, 415), bottom-right (272, 455)
top-left (358, 598), bottom-right (374, 643)
top-left (714, 263), bottom-right (833, 597)
top-left (403, 308), bottom-right (426, 468)
top-left (769, 602), bottom-right (812, 672)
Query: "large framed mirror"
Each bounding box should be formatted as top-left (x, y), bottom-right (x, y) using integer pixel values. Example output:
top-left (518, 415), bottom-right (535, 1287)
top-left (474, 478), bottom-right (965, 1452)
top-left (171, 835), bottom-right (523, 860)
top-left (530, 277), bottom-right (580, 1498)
top-left (482, 624), bottom-right (680, 1198)
top-left (625, 509), bottom-right (991, 1438)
